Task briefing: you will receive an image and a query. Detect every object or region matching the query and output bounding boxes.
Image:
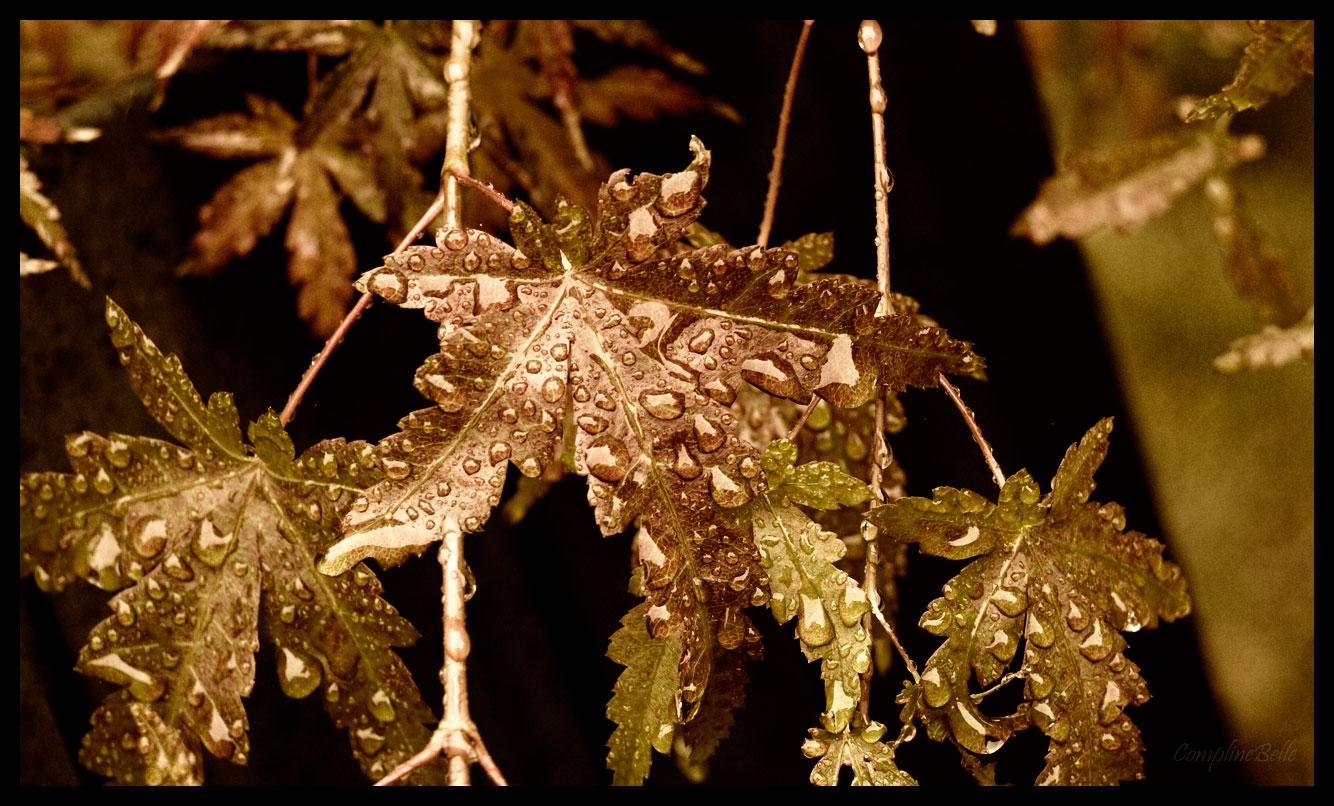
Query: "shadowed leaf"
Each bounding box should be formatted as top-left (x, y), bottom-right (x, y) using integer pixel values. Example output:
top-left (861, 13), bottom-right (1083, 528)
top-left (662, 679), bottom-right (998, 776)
top-left (1188, 20), bottom-right (1314, 121)
top-left (868, 419), bottom-right (1190, 785)
top-left (1012, 128), bottom-right (1266, 244)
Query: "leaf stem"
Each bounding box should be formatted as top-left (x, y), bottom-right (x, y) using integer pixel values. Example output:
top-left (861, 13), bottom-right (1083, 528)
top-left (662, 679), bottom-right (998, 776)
top-left (937, 372), bottom-right (1006, 488)
top-left (276, 192), bottom-right (446, 427)
top-left (785, 397), bottom-right (821, 442)
top-left (757, 20), bottom-right (813, 249)
top-left (869, 592), bottom-right (919, 683)
top-left (448, 164), bottom-right (514, 214)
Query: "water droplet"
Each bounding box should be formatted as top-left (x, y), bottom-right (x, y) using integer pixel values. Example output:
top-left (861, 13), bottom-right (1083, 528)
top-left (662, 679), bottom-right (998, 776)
top-left (280, 603), bottom-right (297, 624)
top-left (132, 518), bottom-right (168, 558)
top-left (277, 646), bottom-right (322, 699)
top-left (489, 442), bottom-right (511, 464)
top-left (1078, 619), bottom-right (1113, 662)
top-left (577, 414), bottom-right (608, 434)
top-left (741, 353), bottom-right (805, 400)
top-left (703, 378), bottom-right (737, 405)
top-left (638, 390), bottom-right (684, 420)
top-left (418, 373), bottom-right (467, 412)
top-left (369, 269), bottom-right (408, 304)
top-left (116, 599), bottom-right (135, 626)
top-left (541, 377), bottom-right (566, 403)
top-left (163, 552), bottom-right (194, 581)
top-left (838, 586), bottom-right (869, 626)
top-left (586, 436), bottom-right (630, 484)
top-left (738, 456), bottom-right (759, 479)
top-left (191, 516), bottom-right (236, 569)
top-left (693, 415), bottom-right (725, 453)
top-left (594, 391), bottom-right (617, 411)
top-left (708, 467), bottom-right (750, 508)
top-left (368, 689), bottom-right (397, 723)
top-left (673, 444), bottom-right (702, 480)
top-left (462, 458), bottom-right (481, 475)
top-left (992, 586), bottom-right (1028, 617)
top-left (105, 439), bottom-right (132, 468)
top-left (1066, 601), bottom-right (1089, 632)
top-left (656, 170), bottom-right (700, 217)
top-left (921, 665), bottom-right (952, 708)
top-left (1026, 614), bottom-right (1055, 648)
top-left (688, 329), bottom-right (714, 354)
top-left (92, 468), bottom-right (115, 495)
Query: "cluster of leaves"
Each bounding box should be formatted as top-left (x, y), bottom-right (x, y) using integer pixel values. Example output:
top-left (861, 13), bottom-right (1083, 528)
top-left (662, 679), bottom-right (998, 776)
top-left (142, 19), bottom-right (733, 336)
top-left (1013, 20), bottom-right (1314, 370)
top-left (19, 22), bottom-right (1198, 787)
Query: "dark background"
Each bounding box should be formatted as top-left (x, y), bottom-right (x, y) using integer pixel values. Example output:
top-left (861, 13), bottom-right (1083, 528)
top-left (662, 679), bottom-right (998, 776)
top-left (19, 21), bottom-right (1239, 785)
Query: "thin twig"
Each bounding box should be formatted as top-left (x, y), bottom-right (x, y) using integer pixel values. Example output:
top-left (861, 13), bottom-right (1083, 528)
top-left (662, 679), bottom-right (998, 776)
top-left (937, 372), bottom-right (1006, 488)
top-left (869, 594), bottom-right (919, 683)
top-left (277, 191), bottom-right (447, 427)
top-left (785, 397), bottom-right (821, 442)
top-left (372, 19), bottom-right (506, 788)
top-left (756, 20), bottom-right (813, 249)
top-left (448, 164), bottom-right (514, 214)
top-left (972, 667), bottom-right (1028, 702)
top-left (857, 19), bottom-right (903, 720)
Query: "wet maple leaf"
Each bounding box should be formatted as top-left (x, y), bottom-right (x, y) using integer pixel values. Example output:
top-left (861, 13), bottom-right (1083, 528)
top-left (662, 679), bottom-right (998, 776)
top-left (18, 300), bottom-right (444, 785)
top-left (324, 138), bottom-right (982, 782)
top-left (867, 419), bottom-right (1191, 785)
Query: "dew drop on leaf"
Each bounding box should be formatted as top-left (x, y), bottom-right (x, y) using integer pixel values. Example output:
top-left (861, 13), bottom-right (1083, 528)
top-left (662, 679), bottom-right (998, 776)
top-left (638, 390), bottom-right (685, 420)
top-left (797, 594), bottom-right (834, 647)
top-left (190, 516), bottom-right (236, 569)
top-left (708, 466), bottom-right (751, 508)
top-left (368, 688), bottom-right (397, 723)
top-left (277, 646), bottom-right (322, 699)
top-left (586, 436), bottom-right (630, 484)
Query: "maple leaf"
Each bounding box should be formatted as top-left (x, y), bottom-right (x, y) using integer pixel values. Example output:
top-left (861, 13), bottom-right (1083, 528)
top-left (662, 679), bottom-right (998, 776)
top-left (18, 300), bottom-right (444, 785)
top-left (1188, 20), bottom-right (1315, 122)
top-left (1213, 305), bottom-right (1315, 374)
top-left (867, 419), bottom-right (1191, 785)
top-left (801, 722), bottom-right (917, 786)
top-left (324, 138), bottom-right (981, 781)
top-left (19, 153), bottom-right (91, 289)
top-left (153, 91), bottom-right (389, 337)
top-left (1012, 127), bottom-right (1267, 245)
top-left (1201, 173), bottom-right (1303, 327)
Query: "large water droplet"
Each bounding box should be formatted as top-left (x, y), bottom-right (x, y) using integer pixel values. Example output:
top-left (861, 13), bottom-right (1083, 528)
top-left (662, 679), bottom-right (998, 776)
top-left (105, 439), bottom-right (132, 469)
top-left (992, 586), bottom-right (1028, 617)
top-left (586, 436), bottom-right (630, 484)
top-left (1066, 600), bottom-right (1089, 632)
top-left (1026, 613), bottom-right (1055, 648)
top-left (163, 552), bottom-right (194, 581)
top-left (921, 665), bottom-right (952, 708)
top-left (838, 586), bottom-right (869, 626)
top-left (1079, 619), bottom-right (1113, 662)
top-left (1099, 679), bottom-right (1130, 725)
top-left (356, 727), bottom-right (385, 757)
top-left (693, 414), bottom-right (725, 453)
top-left (656, 170), bottom-right (700, 217)
top-left (639, 390), bottom-right (685, 420)
top-left (368, 688), bottom-right (397, 723)
top-left (741, 353), bottom-right (806, 400)
top-left (115, 599), bottom-right (136, 627)
top-left (625, 207), bottom-right (659, 261)
top-left (577, 414), bottom-right (607, 434)
top-left (277, 646), bottom-right (322, 699)
top-left (369, 269), bottom-right (409, 304)
top-left (418, 373), bottom-right (467, 412)
top-left (132, 518), bottom-right (168, 558)
top-left (489, 442), bottom-right (511, 464)
top-left (541, 377), bottom-right (566, 403)
top-left (672, 444), bottom-right (701, 480)
top-left (708, 466), bottom-right (750, 508)
top-left (191, 516), bottom-right (237, 569)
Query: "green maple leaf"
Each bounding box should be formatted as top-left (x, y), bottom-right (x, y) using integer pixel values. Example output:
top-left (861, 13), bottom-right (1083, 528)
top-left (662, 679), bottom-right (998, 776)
top-left (19, 300), bottom-right (444, 785)
top-left (327, 138), bottom-right (982, 782)
top-left (867, 418), bottom-right (1191, 785)
top-left (1188, 20), bottom-right (1314, 121)
top-left (802, 722), bottom-right (917, 786)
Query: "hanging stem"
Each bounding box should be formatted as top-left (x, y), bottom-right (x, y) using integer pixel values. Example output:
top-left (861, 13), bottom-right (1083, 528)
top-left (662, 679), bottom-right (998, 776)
top-left (937, 372), bottom-right (1006, 488)
top-left (757, 20), bottom-right (813, 249)
top-left (857, 19), bottom-right (907, 721)
top-left (374, 19), bottom-right (505, 787)
top-left (277, 192), bottom-right (447, 428)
